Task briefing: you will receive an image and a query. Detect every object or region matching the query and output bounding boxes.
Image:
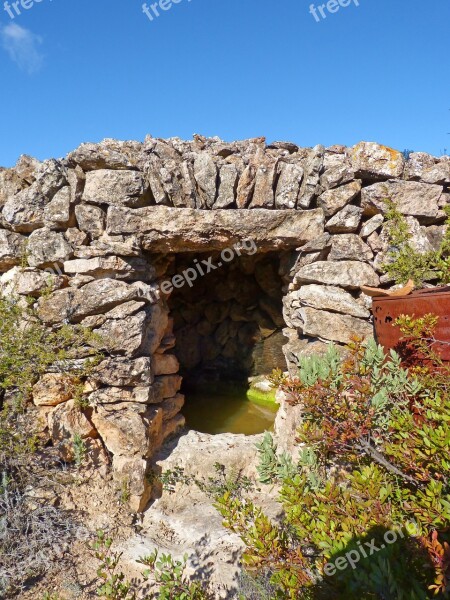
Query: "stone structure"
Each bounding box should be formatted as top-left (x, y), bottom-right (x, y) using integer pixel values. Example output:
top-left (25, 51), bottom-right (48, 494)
top-left (1, 136), bottom-right (449, 510)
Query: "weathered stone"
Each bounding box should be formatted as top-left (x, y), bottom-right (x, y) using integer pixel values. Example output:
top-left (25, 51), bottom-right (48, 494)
top-left (0, 230), bottom-right (26, 271)
top-left (89, 386), bottom-right (157, 405)
top-left (274, 162), bottom-right (303, 209)
top-left (64, 227), bottom-right (89, 247)
top-left (249, 153), bottom-right (277, 208)
top-left (93, 304), bottom-right (168, 357)
top-left (48, 400), bottom-right (96, 461)
top-left (361, 180), bottom-right (442, 222)
top-left (43, 186), bottom-right (73, 230)
top-left (27, 228), bottom-right (73, 268)
top-left (91, 405), bottom-right (162, 457)
top-left (152, 354), bottom-right (179, 376)
top-left (37, 279), bottom-right (159, 324)
top-left (161, 394), bottom-right (185, 422)
top-left (73, 234), bottom-right (142, 258)
top-left (193, 153), bottom-right (217, 208)
top-left (360, 214), bottom-right (384, 238)
top-left (0, 267), bottom-right (66, 297)
top-left (290, 284), bottom-right (370, 318)
top-left (67, 140), bottom-right (141, 170)
top-left (162, 413), bottom-right (186, 442)
top-left (326, 205), bottom-right (363, 233)
top-left (295, 260), bottom-right (379, 289)
top-left (75, 204), bottom-right (106, 238)
top-left (215, 164), bottom-right (238, 208)
top-left (32, 373), bottom-right (75, 406)
top-left (236, 164), bottom-right (255, 208)
top-left (405, 152), bottom-right (436, 180)
top-left (299, 233), bottom-right (332, 253)
top-left (67, 166), bottom-right (86, 204)
top-left (112, 455), bottom-right (152, 512)
top-left (420, 161), bottom-right (450, 185)
top-left (154, 375), bottom-right (182, 400)
top-left (93, 357), bottom-right (153, 387)
top-left (328, 234), bottom-right (373, 261)
top-left (350, 142), bottom-right (405, 179)
top-left (34, 160), bottom-right (67, 198)
top-left (107, 206), bottom-right (325, 252)
top-left (2, 183), bottom-right (48, 232)
top-left (320, 163), bottom-right (354, 191)
top-left (83, 170), bottom-right (149, 208)
top-left (0, 168), bottom-right (25, 208)
top-left (298, 307), bottom-right (372, 344)
top-left (298, 145), bottom-right (323, 208)
top-left (317, 180), bottom-right (361, 217)
top-left (63, 256), bottom-right (152, 281)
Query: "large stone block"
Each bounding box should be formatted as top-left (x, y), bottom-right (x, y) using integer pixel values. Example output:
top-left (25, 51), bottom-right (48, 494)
top-left (107, 206), bottom-right (325, 252)
top-left (295, 261), bottom-right (379, 289)
top-left (0, 230), bottom-right (26, 271)
top-left (350, 142), bottom-right (405, 180)
top-left (83, 169), bottom-right (149, 207)
top-left (298, 307), bottom-right (372, 344)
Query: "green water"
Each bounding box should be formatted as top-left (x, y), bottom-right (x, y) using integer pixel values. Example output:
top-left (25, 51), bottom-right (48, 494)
top-left (182, 383), bottom-right (278, 435)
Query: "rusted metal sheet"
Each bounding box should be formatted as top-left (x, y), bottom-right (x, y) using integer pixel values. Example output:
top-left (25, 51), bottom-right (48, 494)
top-left (372, 287), bottom-right (450, 361)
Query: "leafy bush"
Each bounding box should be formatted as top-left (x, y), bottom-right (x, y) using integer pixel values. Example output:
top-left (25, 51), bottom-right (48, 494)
top-left (383, 200), bottom-right (450, 286)
top-left (215, 325), bottom-right (450, 599)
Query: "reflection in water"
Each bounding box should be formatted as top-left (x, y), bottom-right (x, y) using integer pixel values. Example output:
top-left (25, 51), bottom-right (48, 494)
top-left (182, 383), bottom-right (278, 436)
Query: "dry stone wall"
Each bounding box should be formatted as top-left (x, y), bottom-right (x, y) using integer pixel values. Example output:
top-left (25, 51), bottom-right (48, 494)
top-left (1, 136), bottom-right (449, 510)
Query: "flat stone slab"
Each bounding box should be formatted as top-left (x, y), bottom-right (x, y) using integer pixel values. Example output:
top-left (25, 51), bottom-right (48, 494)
top-left (106, 206), bottom-right (325, 252)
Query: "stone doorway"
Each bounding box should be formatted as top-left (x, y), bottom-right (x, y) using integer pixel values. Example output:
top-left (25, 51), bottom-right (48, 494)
top-left (159, 250), bottom-right (288, 434)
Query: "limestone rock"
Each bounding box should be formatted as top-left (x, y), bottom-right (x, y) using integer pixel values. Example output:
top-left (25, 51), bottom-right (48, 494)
top-left (161, 394), bottom-right (185, 422)
top-left (328, 234), bottom-right (373, 261)
top-left (93, 357), bottom-right (153, 387)
top-left (63, 256), bottom-right (151, 281)
top-left (67, 140), bottom-right (141, 170)
top-left (43, 186), bottom-right (73, 230)
top-left (89, 386), bottom-right (158, 405)
top-left (360, 214), bottom-right (384, 238)
top-left (108, 206), bottom-right (325, 252)
top-left (326, 205), bottom-right (363, 233)
top-left (112, 455), bottom-right (152, 512)
top-left (2, 183), bottom-right (48, 233)
top-left (361, 180), bottom-right (442, 222)
top-left (152, 354), bottom-right (179, 376)
top-left (290, 284), bottom-right (370, 318)
top-left (236, 164), bottom-right (256, 208)
top-left (75, 204), bottom-right (106, 238)
top-left (350, 142), bottom-right (405, 180)
top-left (320, 163), bottom-right (354, 191)
top-left (298, 145), bottom-right (323, 208)
top-left (83, 170), bottom-right (149, 208)
top-left (405, 152), bottom-right (436, 180)
top-left (73, 234), bottom-right (141, 258)
top-left (162, 413), bottom-right (186, 442)
top-left (0, 267), bottom-right (66, 297)
top-left (275, 162), bottom-right (303, 209)
top-left (0, 230), bottom-right (26, 272)
top-left (215, 164), bottom-right (238, 208)
top-left (317, 180), bottom-right (361, 217)
top-left (193, 153), bottom-right (217, 208)
top-left (154, 375), bottom-right (182, 400)
top-left (295, 260), bottom-right (379, 289)
top-left (33, 374), bottom-right (75, 406)
top-left (27, 228), bottom-right (74, 268)
top-left (91, 404), bottom-right (162, 457)
top-left (298, 307), bottom-right (372, 344)
top-left (48, 400), bottom-right (96, 462)
top-left (249, 154), bottom-right (277, 208)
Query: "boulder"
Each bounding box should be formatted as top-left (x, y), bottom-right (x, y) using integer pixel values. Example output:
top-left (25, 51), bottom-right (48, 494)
top-left (27, 228), bottom-right (74, 268)
top-left (298, 307), bottom-right (372, 344)
top-left (361, 180), bottom-right (442, 222)
top-left (107, 206), bottom-right (325, 252)
top-left (33, 373), bottom-right (76, 406)
top-left (2, 183), bottom-right (48, 232)
top-left (350, 142), bottom-right (405, 179)
top-left (326, 205), bottom-right (363, 233)
top-left (43, 186), bottom-right (73, 229)
top-left (0, 230), bottom-right (26, 271)
top-left (93, 357), bottom-right (153, 387)
top-left (75, 204), bottom-right (106, 238)
top-left (317, 180), bottom-right (361, 217)
top-left (274, 162), bottom-right (303, 209)
top-left (290, 284), bottom-right (370, 318)
top-left (295, 260), bottom-right (379, 289)
top-left (328, 234), bottom-right (373, 261)
top-left (67, 140), bottom-right (141, 171)
top-left (83, 169), bottom-right (149, 207)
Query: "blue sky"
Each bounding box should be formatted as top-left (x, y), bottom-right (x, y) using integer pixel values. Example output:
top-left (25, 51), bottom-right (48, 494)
top-left (0, 0), bottom-right (449, 167)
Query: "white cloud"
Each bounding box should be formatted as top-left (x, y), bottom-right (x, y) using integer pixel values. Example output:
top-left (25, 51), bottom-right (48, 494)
top-left (1, 22), bottom-right (43, 73)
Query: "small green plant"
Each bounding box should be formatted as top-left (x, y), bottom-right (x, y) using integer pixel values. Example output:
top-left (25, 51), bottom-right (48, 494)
top-left (139, 550), bottom-right (211, 600)
top-left (383, 199), bottom-right (450, 286)
top-left (255, 432), bottom-right (297, 484)
top-left (73, 433), bottom-right (87, 468)
top-left (90, 530), bottom-right (135, 600)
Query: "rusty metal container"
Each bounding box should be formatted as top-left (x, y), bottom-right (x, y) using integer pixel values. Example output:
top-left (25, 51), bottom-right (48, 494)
top-left (372, 287), bottom-right (450, 361)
